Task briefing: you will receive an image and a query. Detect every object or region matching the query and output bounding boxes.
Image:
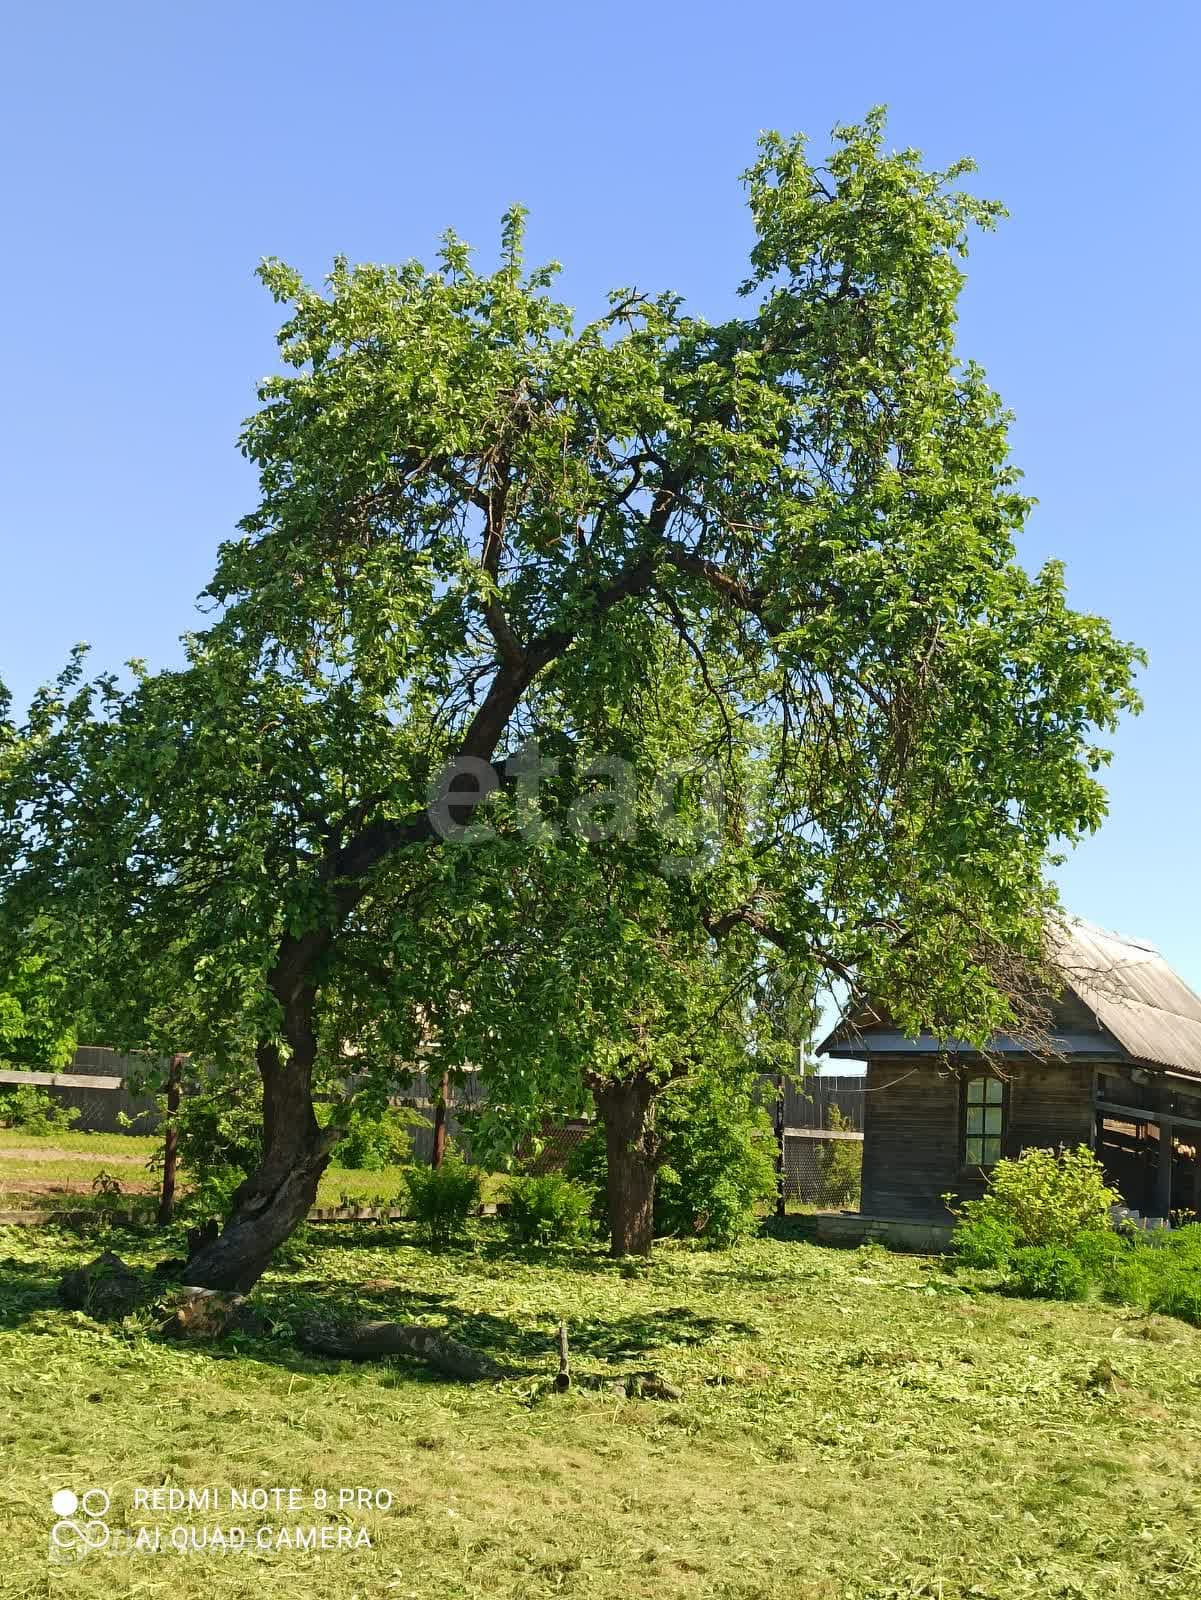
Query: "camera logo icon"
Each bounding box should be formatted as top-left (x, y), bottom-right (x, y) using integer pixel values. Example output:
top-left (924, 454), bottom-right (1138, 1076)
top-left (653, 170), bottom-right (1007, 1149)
top-left (49, 1488), bottom-right (111, 1563)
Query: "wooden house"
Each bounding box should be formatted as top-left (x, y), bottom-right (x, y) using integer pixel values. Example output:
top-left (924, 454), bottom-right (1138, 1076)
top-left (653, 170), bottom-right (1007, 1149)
top-left (819, 920), bottom-right (1201, 1225)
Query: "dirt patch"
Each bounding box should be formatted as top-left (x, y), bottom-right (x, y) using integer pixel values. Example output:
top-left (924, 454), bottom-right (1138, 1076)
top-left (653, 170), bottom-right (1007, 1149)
top-left (0, 1176), bottom-right (160, 1196)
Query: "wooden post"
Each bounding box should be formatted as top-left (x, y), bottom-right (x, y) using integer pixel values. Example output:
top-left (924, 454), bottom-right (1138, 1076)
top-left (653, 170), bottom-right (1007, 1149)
top-left (431, 1069), bottom-right (449, 1168)
top-left (555, 1320), bottom-right (571, 1391)
top-left (157, 1053), bottom-right (185, 1227)
top-left (774, 1072), bottom-right (786, 1219)
top-left (1154, 1116), bottom-right (1174, 1222)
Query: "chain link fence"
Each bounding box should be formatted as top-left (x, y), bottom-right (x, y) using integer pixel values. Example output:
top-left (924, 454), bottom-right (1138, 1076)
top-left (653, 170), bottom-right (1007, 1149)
top-left (781, 1130), bottom-right (863, 1210)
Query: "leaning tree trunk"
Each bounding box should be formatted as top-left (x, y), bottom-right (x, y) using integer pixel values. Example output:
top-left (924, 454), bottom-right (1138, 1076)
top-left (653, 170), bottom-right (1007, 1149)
top-left (596, 1076), bottom-right (658, 1257)
top-left (184, 947), bottom-right (338, 1292)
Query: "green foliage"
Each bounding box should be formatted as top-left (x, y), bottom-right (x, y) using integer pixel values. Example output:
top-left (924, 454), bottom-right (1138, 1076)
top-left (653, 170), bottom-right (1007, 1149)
top-left (404, 1155), bottom-right (482, 1249)
top-left (950, 1144), bottom-right (1120, 1251)
top-left (0, 942), bottom-right (75, 1068)
top-left (169, 1064), bottom-right (263, 1224)
top-left (0, 1082), bottom-right (80, 1136)
top-left (1007, 1244), bottom-right (1092, 1302)
top-left (816, 1103), bottom-right (862, 1208)
top-left (654, 1073), bottom-right (778, 1247)
top-left (1105, 1225), bottom-right (1201, 1326)
top-left (953, 1177), bottom-right (1201, 1331)
top-left (503, 1173), bottom-right (595, 1248)
top-left (951, 1209), bottom-right (1019, 1269)
top-left (325, 1104), bottom-right (419, 1171)
top-left (174, 1067), bottom-right (263, 1181)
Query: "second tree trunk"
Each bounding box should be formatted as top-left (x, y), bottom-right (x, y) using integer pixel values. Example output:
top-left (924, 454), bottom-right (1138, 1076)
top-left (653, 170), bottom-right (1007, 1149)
top-left (597, 1076), bottom-right (658, 1257)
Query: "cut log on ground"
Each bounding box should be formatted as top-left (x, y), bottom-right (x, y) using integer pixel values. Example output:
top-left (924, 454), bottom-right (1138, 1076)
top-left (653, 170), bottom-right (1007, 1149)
top-left (296, 1314), bottom-right (682, 1397)
top-left (297, 1318), bottom-right (515, 1380)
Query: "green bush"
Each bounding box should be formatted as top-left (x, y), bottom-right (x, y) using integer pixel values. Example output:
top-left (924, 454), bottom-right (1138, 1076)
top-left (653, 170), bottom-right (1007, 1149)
top-left (1008, 1244), bottom-right (1092, 1301)
top-left (951, 1210), bottom-right (1017, 1269)
top-left (951, 1145), bottom-right (1120, 1250)
top-left (952, 1193), bottom-right (1201, 1330)
top-left (817, 1104), bottom-right (862, 1208)
top-left (405, 1155), bottom-right (482, 1249)
top-left (653, 1074), bottom-right (777, 1246)
top-left (1109, 1224), bottom-right (1201, 1327)
top-left (0, 1082), bottom-right (81, 1136)
top-left (1148, 1274), bottom-right (1201, 1327)
top-left (504, 1173), bottom-right (594, 1248)
top-left (174, 1068), bottom-right (263, 1181)
top-left (327, 1104), bottom-right (418, 1171)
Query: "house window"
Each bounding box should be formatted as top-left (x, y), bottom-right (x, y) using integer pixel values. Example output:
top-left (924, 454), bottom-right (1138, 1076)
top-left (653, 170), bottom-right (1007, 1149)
top-left (964, 1076), bottom-right (1004, 1167)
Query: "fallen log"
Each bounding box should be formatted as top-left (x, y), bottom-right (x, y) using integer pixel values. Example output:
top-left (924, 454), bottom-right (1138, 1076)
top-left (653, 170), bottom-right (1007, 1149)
top-left (297, 1318), bottom-right (514, 1380)
top-left (296, 1314), bottom-right (681, 1397)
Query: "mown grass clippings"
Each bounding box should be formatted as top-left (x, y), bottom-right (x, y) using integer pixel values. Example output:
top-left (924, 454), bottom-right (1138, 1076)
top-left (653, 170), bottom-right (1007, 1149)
top-left (0, 1223), bottom-right (1199, 1598)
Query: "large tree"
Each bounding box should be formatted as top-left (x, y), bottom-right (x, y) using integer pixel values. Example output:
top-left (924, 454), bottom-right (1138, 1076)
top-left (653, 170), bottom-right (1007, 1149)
top-left (0, 115), bottom-right (1141, 1289)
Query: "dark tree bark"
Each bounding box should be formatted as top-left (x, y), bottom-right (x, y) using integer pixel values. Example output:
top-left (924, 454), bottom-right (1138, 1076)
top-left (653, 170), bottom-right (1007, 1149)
top-left (596, 1075), bottom-right (658, 1257)
top-left (184, 943), bottom-right (339, 1292)
top-left (157, 1052), bottom-right (184, 1227)
top-left (431, 1069), bottom-right (449, 1167)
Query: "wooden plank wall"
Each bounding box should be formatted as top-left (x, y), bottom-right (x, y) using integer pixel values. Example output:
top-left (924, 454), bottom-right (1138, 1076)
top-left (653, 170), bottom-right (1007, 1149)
top-left (861, 1060), bottom-right (959, 1219)
top-left (861, 1057), bottom-right (1095, 1220)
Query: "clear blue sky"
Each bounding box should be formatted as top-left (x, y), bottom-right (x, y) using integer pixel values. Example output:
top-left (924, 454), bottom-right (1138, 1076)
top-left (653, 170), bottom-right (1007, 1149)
top-left (1, 3), bottom-right (1198, 987)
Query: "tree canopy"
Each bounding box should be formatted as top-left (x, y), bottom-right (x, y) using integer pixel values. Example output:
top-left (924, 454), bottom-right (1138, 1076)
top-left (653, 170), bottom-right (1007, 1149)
top-left (0, 939), bottom-right (74, 1068)
top-left (0, 114), bottom-right (1142, 1285)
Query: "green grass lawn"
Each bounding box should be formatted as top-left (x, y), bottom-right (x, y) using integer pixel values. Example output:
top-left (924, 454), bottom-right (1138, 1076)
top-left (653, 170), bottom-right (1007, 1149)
top-left (1, 1221), bottom-right (1200, 1600)
top-left (0, 1133), bottom-right (500, 1213)
top-left (0, 1129), bottom-right (161, 1158)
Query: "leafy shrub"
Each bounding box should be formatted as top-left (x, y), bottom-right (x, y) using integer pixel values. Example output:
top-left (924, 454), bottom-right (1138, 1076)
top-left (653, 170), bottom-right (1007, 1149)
top-left (0, 1082), bottom-right (81, 1136)
top-left (327, 1104), bottom-right (418, 1171)
top-left (405, 1155), bottom-right (482, 1249)
top-left (817, 1104), bottom-right (862, 1208)
top-left (951, 1210), bottom-right (1017, 1269)
top-left (174, 1067), bottom-right (263, 1181)
top-left (1008, 1244), bottom-right (1092, 1301)
top-left (1148, 1274), bottom-right (1201, 1327)
top-left (504, 1173), bottom-right (594, 1247)
top-left (171, 1065), bottom-right (263, 1226)
top-left (1108, 1224), bottom-right (1201, 1327)
top-left (951, 1145), bottom-right (1120, 1250)
top-left (1068, 1227), bottom-right (1129, 1280)
top-left (952, 1194), bottom-right (1201, 1330)
top-left (653, 1073), bottom-right (777, 1246)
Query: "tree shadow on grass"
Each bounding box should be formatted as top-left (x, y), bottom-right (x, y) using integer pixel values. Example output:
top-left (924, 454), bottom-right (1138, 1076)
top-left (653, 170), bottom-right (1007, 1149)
top-left (0, 1253), bottom-right (63, 1329)
top-left (0, 1240), bottom-right (748, 1381)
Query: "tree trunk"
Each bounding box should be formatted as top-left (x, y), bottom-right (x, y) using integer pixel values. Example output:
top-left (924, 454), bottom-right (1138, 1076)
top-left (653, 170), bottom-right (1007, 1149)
top-left (157, 1053), bottom-right (184, 1227)
top-left (597, 1076), bottom-right (657, 1256)
top-left (431, 1069), bottom-right (449, 1167)
top-left (184, 946), bottom-right (337, 1292)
